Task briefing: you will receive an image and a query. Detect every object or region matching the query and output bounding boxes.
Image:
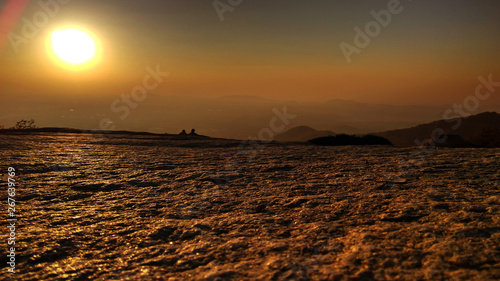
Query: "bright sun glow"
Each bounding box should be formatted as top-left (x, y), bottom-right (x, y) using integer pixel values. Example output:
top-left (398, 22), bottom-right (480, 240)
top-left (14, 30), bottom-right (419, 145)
top-left (51, 29), bottom-right (96, 64)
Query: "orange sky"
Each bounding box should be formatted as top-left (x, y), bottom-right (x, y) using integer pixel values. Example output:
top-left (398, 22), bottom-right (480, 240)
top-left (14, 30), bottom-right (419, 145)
top-left (0, 0), bottom-right (499, 133)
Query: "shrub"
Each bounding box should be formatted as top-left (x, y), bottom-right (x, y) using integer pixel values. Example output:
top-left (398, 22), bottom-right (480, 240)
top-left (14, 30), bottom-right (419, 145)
top-left (11, 119), bottom-right (37, 129)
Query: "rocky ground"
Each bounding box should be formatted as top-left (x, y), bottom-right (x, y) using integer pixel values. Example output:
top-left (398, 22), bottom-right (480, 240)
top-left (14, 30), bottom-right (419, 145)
top-left (1, 133), bottom-right (499, 280)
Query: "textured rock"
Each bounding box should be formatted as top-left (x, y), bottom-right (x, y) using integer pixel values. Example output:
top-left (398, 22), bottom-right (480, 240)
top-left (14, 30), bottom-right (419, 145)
top-left (0, 133), bottom-right (499, 280)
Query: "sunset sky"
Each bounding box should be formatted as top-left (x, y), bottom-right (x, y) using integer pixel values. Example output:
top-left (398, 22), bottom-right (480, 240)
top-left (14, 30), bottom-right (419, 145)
top-left (0, 0), bottom-right (499, 135)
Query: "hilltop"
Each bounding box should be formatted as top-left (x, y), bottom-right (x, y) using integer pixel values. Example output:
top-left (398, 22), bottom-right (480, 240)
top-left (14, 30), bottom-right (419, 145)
top-left (274, 126), bottom-right (335, 142)
top-left (374, 112), bottom-right (500, 147)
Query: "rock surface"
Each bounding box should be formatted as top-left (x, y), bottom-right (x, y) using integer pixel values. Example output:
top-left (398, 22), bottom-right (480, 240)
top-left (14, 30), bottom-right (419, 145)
top-left (1, 133), bottom-right (499, 280)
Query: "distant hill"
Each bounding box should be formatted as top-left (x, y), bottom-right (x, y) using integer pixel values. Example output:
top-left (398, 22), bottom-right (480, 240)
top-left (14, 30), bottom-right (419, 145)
top-left (10, 93), bottom-right (485, 140)
top-left (375, 112), bottom-right (500, 147)
top-left (309, 134), bottom-right (392, 146)
top-left (274, 126), bottom-right (335, 142)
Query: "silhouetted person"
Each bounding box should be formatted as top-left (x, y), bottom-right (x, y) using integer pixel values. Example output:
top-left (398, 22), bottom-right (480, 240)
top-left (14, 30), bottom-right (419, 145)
top-left (189, 129), bottom-right (198, 136)
top-left (179, 130), bottom-right (187, 135)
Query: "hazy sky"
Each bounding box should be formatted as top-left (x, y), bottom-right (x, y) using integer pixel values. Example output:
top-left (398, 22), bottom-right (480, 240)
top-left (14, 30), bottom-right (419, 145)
top-left (1, 0), bottom-right (499, 132)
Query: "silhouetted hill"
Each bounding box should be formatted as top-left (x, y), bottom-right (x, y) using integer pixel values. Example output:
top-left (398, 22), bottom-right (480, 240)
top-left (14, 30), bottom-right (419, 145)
top-left (375, 112), bottom-right (500, 147)
top-left (309, 134), bottom-right (392, 146)
top-left (274, 126), bottom-right (334, 142)
top-left (12, 93), bottom-right (493, 139)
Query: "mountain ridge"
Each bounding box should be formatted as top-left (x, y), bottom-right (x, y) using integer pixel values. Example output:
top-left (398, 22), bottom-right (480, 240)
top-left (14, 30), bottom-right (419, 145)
top-left (274, 126), bottom-right (335, 142)
top-left (374, 112), bottom-right (500, 147)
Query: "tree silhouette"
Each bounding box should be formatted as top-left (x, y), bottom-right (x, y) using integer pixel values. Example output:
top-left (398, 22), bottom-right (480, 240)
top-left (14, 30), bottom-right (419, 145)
top-left (11, 119), bottom-right (37, 129)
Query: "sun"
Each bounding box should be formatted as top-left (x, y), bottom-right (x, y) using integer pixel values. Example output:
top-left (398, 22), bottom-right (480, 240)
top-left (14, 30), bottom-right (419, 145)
top-left (50, 28), bottom-right (96, 65)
